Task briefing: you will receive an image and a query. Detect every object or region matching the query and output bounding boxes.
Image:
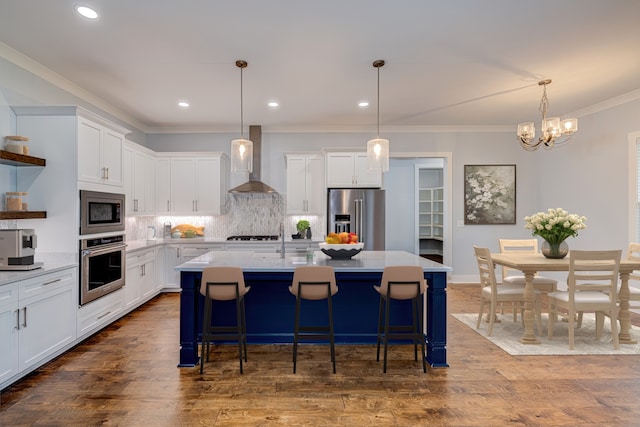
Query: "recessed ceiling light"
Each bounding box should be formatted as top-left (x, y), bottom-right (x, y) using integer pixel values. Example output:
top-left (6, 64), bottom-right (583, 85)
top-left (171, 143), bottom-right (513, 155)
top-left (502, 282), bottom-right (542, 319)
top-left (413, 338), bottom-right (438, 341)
top-left (268, 101), bottom-right (279, 108)
top-left (178, 101), bottom-right (190, 108)
top-left (75, 5), bottom-right (99, 20)
top-left (358, 101), bottom-right (369, 108)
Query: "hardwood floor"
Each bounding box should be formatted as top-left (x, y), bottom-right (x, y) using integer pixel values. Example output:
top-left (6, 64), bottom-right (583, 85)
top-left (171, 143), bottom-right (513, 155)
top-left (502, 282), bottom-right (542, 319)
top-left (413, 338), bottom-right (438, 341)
top-left (2, 285), bottom-right (640, 426)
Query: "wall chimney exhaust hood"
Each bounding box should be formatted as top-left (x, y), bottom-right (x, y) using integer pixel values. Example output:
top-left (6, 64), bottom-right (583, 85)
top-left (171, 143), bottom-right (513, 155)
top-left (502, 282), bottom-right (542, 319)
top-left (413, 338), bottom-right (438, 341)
top-left (228, 125), bottom-right (278, 193)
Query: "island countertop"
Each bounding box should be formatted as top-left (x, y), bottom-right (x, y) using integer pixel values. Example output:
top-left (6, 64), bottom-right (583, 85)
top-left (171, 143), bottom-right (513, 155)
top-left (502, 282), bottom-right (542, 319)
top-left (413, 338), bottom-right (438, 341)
top-left (175, 250), bottom-right (452, 273)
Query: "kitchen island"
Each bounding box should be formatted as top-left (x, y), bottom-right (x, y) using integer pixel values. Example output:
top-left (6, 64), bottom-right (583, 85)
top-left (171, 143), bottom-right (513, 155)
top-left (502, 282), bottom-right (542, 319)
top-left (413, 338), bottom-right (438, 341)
top-left (176, 250), bottom-right (452, 368)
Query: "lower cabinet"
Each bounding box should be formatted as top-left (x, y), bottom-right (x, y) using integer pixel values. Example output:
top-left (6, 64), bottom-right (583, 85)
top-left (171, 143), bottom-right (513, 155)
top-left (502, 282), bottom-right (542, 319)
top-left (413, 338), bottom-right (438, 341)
top-left (163, 244), bottom-right (224, 289)
top-left (125, 248), bottom-right (158, 311)
top-left (1, 267), bottom-right (77, 389)
top-left (77, 288), bottom-right (124, 340)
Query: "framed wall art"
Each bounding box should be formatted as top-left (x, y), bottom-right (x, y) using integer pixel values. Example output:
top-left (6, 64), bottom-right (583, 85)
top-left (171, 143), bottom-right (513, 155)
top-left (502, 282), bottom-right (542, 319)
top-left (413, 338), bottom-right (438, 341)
top-left (464, 164), bottom-right (516, 225)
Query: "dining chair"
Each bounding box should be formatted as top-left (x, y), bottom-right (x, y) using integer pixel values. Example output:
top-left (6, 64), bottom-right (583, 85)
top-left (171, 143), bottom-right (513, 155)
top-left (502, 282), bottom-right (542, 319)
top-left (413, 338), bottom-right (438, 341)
top-left (547, 249), bottom-right (622, 350)
top-left (289, 266), bottom-right (338, 374)
top-left (498, 239), bottom-right (558, 323)
top-left (373, 265), bottom-right (427, 373)
top-left (473, 246), bottom-right (542, 336)
top-left (626, 243), bottom-right (640, 310)
top-left (199, 266), bottom-right (251, 374)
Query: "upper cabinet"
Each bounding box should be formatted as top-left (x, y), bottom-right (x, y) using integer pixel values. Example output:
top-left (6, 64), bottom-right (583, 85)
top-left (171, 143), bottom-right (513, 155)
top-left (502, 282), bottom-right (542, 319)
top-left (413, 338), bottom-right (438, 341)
top-left (155, 152), bottom-right (229, 215)
top-left (77, 113), bottom-right (129, 188)
top-left (326, 152), bottom-right (382, 188)
top-left (124, 141), bottom-right (156, 216)
top-left (285, 153), bottom-right (325, 215)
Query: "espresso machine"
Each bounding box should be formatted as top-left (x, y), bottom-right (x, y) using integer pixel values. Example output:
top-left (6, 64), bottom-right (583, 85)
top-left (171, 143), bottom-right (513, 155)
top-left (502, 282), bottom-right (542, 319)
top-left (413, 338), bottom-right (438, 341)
top-left (0, 229), bottom-right (43, 270)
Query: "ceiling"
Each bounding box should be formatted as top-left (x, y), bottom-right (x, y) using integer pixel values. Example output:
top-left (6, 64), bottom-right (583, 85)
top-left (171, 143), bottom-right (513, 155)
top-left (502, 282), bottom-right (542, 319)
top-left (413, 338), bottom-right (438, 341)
top-left (1, 0), bottom-right (640, 134)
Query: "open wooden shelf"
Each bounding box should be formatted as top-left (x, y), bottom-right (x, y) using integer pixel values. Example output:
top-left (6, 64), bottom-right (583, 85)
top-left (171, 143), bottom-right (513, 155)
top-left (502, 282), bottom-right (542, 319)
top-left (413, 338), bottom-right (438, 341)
top-left (0, 150), bottom-right (46, 167)
top-left (0, 211), bottom-right (47, 220)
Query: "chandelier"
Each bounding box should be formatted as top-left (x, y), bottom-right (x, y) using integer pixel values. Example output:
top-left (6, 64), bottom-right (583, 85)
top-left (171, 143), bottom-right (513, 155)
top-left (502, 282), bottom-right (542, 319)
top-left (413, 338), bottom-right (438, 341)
top-left (367, 59), bottom-right (389, 172)
top-left (231, 60), bottom-right (253, 173)
top-left (517, 79), bottom-right (578, 151)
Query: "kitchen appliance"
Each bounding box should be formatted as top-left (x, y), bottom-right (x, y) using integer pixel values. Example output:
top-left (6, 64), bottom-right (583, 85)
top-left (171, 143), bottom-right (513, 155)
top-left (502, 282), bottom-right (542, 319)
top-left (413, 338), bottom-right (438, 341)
top-left (327, 188), bottom-right (385, 251)
top-left (163, 222), bottom-right (172, 238)
top-left (226, 235), bottom-right (279, 241)
top-left (79, 234), bottom-right (126, 306)
top-left (0, 229), bottom-right (43, 270)
top-left (79, 190), bottom-right (125, 236)
top-left (228, 125), bottom-right (278, 193)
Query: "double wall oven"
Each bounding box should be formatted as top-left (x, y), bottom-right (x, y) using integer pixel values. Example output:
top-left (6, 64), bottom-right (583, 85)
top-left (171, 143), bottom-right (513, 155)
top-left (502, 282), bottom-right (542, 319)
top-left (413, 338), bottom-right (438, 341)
top-left (79, 190), bottom-right (126, 306)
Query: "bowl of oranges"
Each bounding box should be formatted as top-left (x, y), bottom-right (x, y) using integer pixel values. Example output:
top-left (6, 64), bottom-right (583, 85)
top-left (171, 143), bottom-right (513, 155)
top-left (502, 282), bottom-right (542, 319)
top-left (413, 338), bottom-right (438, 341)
top-left (319, 232), bottom-right (363, 259)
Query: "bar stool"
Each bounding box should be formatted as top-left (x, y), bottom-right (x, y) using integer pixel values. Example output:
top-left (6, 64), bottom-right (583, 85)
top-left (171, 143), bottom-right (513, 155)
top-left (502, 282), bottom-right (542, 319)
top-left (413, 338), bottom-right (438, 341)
top-left (199, 267), bottom-right (250, 374)
top-left (374, 265), bottom-right (427, 373)
top-left (289, 266), bottom-right (338, 374)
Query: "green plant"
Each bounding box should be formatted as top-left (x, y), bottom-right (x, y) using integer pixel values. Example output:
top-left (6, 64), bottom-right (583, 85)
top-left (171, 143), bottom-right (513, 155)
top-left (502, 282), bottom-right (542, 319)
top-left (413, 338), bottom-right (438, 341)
top-left (296, 219), bottom-right (310, 232)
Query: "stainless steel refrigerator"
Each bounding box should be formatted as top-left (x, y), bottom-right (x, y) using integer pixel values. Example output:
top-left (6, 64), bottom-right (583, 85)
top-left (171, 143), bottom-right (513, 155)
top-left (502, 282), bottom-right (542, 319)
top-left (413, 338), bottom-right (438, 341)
top-left (327, 189), bottom-right (385, 250)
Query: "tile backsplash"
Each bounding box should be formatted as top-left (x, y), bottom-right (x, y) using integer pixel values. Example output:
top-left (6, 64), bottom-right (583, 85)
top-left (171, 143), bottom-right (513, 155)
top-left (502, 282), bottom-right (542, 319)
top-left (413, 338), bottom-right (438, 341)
top-left (126, 193), bottom-right (325, 241)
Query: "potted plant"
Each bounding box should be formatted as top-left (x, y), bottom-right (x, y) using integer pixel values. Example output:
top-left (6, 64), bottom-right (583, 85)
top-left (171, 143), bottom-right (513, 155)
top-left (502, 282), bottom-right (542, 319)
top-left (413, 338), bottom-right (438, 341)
top-left (296, 219), bottom-right (311, 239)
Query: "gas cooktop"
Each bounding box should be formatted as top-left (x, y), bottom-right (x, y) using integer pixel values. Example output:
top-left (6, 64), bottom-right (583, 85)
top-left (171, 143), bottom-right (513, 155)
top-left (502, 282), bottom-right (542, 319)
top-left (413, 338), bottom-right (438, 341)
top-left (226, 235), bottom-right (279, 241)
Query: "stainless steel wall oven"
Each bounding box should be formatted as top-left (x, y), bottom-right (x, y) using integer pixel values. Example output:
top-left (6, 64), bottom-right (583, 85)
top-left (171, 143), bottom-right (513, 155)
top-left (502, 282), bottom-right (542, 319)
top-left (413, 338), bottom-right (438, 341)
top-left (79, 234), bottom-right (126, 306)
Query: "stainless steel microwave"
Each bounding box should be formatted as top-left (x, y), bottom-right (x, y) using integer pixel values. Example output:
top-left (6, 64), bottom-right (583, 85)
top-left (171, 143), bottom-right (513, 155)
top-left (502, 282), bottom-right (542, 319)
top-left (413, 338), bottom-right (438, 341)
top-left (79, 190), bottom-right (125, 235)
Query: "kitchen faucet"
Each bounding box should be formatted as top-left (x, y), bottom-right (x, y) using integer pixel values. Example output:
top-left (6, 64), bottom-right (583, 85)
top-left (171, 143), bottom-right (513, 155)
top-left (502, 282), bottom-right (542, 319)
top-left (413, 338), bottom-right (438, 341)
top-left (280, 222), bottom-right (285, 258)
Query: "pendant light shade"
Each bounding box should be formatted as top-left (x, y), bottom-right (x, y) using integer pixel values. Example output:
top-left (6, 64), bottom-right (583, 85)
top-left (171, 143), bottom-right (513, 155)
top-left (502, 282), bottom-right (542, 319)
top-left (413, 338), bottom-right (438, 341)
top-left (231, 60), bottom-right (253, 173)
top-left (367, 59), bottom-right (389, 172)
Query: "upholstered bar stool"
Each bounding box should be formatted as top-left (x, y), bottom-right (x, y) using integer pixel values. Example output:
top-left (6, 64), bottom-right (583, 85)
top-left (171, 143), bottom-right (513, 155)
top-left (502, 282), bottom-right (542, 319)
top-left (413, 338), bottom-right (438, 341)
top-left (374, 265), bottom-right (427, 373)
top-left (289, 266), bottom-right (338, 374)
top-left (199, 266), bottom-right (250, 374)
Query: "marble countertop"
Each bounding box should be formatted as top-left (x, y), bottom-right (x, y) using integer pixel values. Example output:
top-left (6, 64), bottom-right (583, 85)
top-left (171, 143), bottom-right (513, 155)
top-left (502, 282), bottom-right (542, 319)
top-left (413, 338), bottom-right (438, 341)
top-left (175, 250), bottom-right (452, 273)
top-left (0, 252), bottom-right (77, 286)
top-left (126, 238), bottom-right (324, 253)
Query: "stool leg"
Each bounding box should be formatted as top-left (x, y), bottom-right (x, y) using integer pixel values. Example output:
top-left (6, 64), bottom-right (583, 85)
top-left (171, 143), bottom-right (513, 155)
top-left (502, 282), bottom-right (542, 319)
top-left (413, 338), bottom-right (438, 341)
top-left (376, 295), bottom-right (384, 362)
top-left (241, 297), bottom-right (248, 362)
top-left (293, 294), bottom-right (301, 374)
top-left (383, 295), bottom-right (391, 373)
top-left (417, 295), bottom-right (426, 373)
top-left (200, 298), bottom-right (211, 374)
top-left (412, 296), bottom-right (419, 361)
top-left (235, 297), bottom-right (244, 374)
top-left (328, 293), bottom-right (336, 374)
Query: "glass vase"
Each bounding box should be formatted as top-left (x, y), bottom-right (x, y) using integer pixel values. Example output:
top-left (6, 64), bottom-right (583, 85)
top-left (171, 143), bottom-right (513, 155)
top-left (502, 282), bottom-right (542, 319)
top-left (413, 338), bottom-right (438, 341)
top-left (541, 240), bottom-right (569, 259)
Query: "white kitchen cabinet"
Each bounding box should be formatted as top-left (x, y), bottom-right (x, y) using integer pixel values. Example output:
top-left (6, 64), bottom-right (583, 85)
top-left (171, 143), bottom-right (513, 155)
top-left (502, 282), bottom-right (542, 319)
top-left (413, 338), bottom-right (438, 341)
top-left (0, 282), bottom-right (19, 385)
top-left (77, 288), bottom-right (124, 340)
top-left (326, 152), bottom-right (382, 188)
top-left (163, 243), bottom-right (224, 289)
top-left (285, 153), bottom-right (325, 214)
top-left (77, 114), bottom-right (128, 188)
top-left (125, 248), bottom-right (157, 311)
top-left (124, 141), bottom-right (156, 215)
top-left (156, 153), bottom-right (229, 215)
top-left (18, 268), bottom-right (77, 372)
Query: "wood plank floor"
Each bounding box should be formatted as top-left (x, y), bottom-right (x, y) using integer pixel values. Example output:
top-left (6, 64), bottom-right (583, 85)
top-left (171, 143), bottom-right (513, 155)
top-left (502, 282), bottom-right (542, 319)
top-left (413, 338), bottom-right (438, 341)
top-left (2, 285), bottom-right (640, 426)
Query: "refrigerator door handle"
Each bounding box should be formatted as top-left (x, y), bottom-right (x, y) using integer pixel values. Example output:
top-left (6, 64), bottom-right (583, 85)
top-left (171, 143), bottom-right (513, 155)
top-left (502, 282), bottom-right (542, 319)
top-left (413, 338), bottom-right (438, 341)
top-left (354, 198), bottom-right (363, 241)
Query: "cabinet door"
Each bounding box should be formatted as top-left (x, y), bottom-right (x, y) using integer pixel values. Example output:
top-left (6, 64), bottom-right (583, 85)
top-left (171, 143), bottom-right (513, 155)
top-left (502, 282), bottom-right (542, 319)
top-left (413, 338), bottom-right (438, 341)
top-left (326, 153), bottom-right (355, 187)
top-left (102, 129), bottom-right (124, 187)
top-left (141, 256), bottom-right (157, 299)
top-left (123, 146), bottom-right (135, 215)
top-left (77, 118), bottom-right (103, 184)
top-left (286, 155), bottom-right (307, 213)
top-left (156, 158), bottom-right (172, 214)
top-left (194, 157), bottom-right (219, 214)
top-left (353, 152), bottom-right (382, 187)
top-left (305, 154), bottom-right (325, 214)
top-left (132, 151), bottom-right (146, 212)
top-left (19, 269), bottom-right (76, 371)
top-left (144, 154), bottom-right (156, 215)
top-left (0, 284), bottom-right (19, 385)
top-left (163, 245), bottom-right (182, 289)
top-left (170, 158), bottom-right (197, 214)
top-left (124, 257), bottom-right (142, 310)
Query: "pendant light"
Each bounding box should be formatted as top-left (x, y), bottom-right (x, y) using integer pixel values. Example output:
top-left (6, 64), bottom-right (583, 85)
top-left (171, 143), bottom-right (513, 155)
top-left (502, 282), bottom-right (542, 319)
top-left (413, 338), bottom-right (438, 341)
top-left (231, 60), bottom-right (253, 173)
top-left (367, 59), bottom-right (389, 172)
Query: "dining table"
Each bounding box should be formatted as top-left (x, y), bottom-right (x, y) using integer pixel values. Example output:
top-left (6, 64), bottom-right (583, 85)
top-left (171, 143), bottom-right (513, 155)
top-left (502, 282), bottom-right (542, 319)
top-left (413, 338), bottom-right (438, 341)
top-left (491, 252), bottom-right (640, 345)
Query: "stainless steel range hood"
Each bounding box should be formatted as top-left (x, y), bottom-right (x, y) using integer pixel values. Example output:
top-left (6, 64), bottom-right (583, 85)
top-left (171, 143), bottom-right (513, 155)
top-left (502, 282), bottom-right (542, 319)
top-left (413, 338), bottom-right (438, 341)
top-left (229, 125), bottom-right (278, 193)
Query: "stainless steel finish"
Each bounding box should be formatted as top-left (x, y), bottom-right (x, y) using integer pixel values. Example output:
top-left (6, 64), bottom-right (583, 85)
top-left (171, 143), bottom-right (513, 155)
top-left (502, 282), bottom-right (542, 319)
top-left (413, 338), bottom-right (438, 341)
top-left (79, 234), bottom-right (126, 306)
top-left (164, 222), bottom-right (172, 238)
top-left (228, 125), bottom-right (278, 193)
top-left (0, 229), bottom-right (39, 269)
top-left (280, 223), bottom-right (285, 258)
top-left (14, 309), bottom-right (19, 330)
top-left (327, 189), bottom-right (385, 251)
top-left (79, 190), bottom-right (125, 235)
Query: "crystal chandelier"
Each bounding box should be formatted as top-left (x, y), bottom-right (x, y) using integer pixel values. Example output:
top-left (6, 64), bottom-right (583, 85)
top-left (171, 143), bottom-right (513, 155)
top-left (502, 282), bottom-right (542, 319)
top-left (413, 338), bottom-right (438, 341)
top-left (231, 60), bottom-right (253, 172)
top-left (517, 79), bottom-right (578, 151)
top-left (367, 59), bottom-right (389, 172)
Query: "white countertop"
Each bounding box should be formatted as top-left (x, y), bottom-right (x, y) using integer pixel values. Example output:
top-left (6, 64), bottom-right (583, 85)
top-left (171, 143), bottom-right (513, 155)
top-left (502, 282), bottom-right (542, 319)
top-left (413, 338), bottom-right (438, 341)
top-left (0, 252), bottom-right (77, 286)
top-left (175, 250), bottom-right (452, 273)
top-left (125, 237), bottom-right (324, 253)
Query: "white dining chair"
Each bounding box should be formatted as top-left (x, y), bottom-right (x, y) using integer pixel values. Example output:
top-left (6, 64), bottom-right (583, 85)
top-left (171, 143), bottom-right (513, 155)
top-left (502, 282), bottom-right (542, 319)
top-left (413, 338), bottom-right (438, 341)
top-left (473, 246), bottom-right (542, 336)
top-left (547, 250), bottom-right (622, 350)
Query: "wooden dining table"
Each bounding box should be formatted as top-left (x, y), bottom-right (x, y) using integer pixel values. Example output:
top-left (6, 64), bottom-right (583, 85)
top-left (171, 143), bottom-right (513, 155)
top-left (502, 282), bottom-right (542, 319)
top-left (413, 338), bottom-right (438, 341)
top-left (491, 252), bottom-right (640, 345)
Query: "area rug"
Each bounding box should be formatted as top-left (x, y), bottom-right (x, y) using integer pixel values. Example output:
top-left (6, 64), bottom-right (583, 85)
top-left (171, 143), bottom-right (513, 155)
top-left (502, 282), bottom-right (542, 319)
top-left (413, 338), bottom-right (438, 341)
top-left (452, 313), bottom-right (640, 355)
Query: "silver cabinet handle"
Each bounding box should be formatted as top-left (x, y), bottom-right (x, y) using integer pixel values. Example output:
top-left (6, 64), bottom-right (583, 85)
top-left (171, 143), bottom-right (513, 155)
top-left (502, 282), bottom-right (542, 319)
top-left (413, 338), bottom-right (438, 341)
top-left (22, 306), bottom-right (27, 328)
top-left (167, 200), bottom-right (170, 212)
top-left (97, 311), bottom-right (112, 320)
top-left (106, 167), bottom-right (109, 180)
top-left (42, 278), bottom-right (62, 286)
top-left (15, 309), bottom-right (20, 330)
top-left (195, 200), bottom-right (198, 211)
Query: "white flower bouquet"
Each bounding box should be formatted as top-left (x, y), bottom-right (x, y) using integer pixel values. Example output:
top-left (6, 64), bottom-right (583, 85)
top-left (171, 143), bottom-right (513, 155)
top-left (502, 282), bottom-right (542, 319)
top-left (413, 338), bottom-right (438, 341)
top-left (524, 208), bottom-right (587, 245)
